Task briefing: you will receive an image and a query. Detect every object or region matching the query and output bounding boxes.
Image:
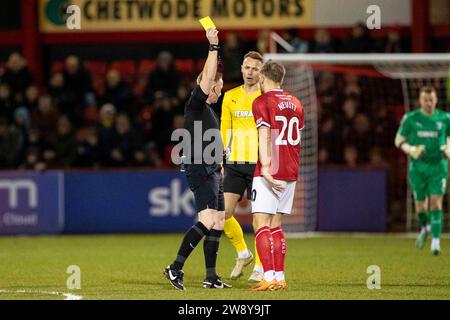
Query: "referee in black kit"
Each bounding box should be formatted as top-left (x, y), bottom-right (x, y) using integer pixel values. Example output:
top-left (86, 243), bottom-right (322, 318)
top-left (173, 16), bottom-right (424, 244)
top-left (164, 28), bottom-right (232, 290)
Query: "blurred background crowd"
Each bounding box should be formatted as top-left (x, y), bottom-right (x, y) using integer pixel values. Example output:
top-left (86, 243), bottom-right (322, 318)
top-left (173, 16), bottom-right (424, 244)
top-left (0, 24), bottom-right (417, 172)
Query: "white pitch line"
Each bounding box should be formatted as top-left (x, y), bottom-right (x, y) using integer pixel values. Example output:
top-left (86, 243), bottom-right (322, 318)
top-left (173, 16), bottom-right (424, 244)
top-left (0, 289), bottom-right (82, 300)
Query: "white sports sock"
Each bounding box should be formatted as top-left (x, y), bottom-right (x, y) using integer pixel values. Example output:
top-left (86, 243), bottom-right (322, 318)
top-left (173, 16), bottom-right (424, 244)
top-left (254, 265), bottom-right (264, 273)
top-left (426, 224), bottom-right (431, 232)
top-left (275, 271), bottom-right (285, 282)
top-left (237, 249), bottom-right (250, 259)
top-left (264, 270), bottom-right (275, 282)
top-left (432, 238), bottom-right (440, 248)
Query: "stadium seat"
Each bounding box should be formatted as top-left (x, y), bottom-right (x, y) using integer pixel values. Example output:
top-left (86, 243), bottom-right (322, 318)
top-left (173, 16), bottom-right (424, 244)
top-left (195, 59), bottom-right (206, 73)
top-left (175, 59), bottom-right (194, 75)
top-left (137, 60), bottom-right (157, 76)
top-left (134, 60), bottom-right (157, 97)
top-left (84, 61), bottom-right (107, 96)
top-left (84, 60), bottom-right (107, 76)
top-left (110, 60), bottom-right (136, 83)
top-left (50, 61), bottom-right (64, 74)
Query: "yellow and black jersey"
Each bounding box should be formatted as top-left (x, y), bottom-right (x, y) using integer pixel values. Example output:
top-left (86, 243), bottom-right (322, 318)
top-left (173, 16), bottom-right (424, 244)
top-left (220, 85), bottom-right (261, 163)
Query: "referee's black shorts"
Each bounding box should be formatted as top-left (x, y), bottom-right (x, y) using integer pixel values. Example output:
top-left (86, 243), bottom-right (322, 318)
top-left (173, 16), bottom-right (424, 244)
top-left (223, 163), bottom-right (256, 200)
top-left (185, 164), bottom-right (224, 212)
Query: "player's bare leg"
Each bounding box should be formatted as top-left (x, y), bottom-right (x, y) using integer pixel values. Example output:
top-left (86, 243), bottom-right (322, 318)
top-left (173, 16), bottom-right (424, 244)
top-left (429, 195), bottom-right (443, 255)
top-left (224, 193), bottom-right (254, 279)
top-left (415, 198), bottom-right (429, 250)
top-left (270, 214), bottom-right (287, 290)
top-left (251, 213), bottom-right (277, 291)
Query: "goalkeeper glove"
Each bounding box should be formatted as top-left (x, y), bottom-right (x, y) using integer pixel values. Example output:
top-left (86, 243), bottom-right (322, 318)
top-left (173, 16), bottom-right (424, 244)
top-left (401, 142), bottom-right (425, 159)
top-left (440, 145), bottom-right (450, 159)
top-left (408, 145), bottom-right (425, 159)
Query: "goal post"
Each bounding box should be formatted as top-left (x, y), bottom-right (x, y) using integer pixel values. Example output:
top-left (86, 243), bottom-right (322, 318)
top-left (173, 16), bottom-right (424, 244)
top-left (265, 53), bottom-right (450, 232)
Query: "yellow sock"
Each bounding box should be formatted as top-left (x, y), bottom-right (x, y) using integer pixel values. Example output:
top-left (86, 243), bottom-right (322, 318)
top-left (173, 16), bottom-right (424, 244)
top-left (224, 216), bottom-right (247, 253)
top-left (254, 240), bottom-right (262, 267)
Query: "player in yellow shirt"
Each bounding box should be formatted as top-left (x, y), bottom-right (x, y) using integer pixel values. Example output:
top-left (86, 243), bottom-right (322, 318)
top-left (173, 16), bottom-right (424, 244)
top-left (221, 51), bottom-right (264, 281)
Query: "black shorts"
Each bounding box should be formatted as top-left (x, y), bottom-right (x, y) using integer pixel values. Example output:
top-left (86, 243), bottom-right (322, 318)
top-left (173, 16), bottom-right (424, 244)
top-left (223, 163), bottom-right (256, 200)
top-left (185, 164), bottom-right (224, 212)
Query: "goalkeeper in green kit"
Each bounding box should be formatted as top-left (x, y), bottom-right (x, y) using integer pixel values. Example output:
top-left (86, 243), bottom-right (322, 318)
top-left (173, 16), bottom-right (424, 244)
top-left (395, 86), bottom-right (450, 255)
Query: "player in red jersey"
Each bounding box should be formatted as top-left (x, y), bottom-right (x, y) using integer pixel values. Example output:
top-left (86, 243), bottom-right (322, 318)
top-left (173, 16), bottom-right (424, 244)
top-left (250, 61), bottom-right (304, 291)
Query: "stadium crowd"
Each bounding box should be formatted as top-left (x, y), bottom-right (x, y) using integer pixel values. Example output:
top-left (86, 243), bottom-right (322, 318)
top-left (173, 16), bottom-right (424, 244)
top-left (0, 25), bottom-right (411, 172)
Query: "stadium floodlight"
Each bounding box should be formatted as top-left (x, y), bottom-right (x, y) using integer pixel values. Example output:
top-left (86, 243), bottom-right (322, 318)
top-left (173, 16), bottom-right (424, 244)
top-left (265, 53), bottom-right (450, 232)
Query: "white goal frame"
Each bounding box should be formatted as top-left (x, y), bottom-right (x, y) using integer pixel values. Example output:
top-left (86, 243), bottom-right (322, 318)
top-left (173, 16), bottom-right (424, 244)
top-left (265, 53), bottom-right (450, 232)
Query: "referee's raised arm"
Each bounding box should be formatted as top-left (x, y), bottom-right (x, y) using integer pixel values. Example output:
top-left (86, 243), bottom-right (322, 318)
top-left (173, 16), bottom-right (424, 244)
top-left (199, 28), bottom-right (219, 95)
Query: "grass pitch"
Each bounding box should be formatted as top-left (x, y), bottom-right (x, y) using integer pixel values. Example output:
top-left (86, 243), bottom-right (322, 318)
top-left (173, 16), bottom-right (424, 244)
top-left (0, 234), bottom-right (449, 300)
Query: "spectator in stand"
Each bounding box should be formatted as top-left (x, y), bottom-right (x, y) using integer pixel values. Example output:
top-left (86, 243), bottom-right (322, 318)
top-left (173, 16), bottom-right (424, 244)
top-left (63, 55), bottom-right (94, 98)
top-left (256, 29), bottom-right (270, 55)
top-left (379, 30), bottom-right (404, 53)
top-left (102, 69), bottom-right (134, 115)
top-left (31, 94), bottom-right (60, 146)
top-left (77, 127), bottom-right (101, 168)
top-left (222, 32), bottom-right (245, 83)
top-left (49, 72), bottom-right (77, 121)
top-left (163, 113), bottom-right (185, 167)
top-left (340, 22), bottom-right (373, 53)
top-left (145, 51), bottom-right (181, 103)
top-left (171, 83), bottom-right (190, 115)
top-left (369, 147), bottom-right (388, 167)
top-left (151, 92), bottom-right (175, 157)
top-left (0, 117), bottom-right (22, 168)
top-left (97, 103), bottom-right (117, 165)
top-left (53, 115), bottom-right (78, 168)
top-left (281, 28), bottom-right (309, 53)
top-left (145, 142), bottom-right (164, 168)
top-left (0, 52), bottom-right (33, 100)
top-left (62, 55), bottom-right (94, 124)
top-left (310, 28), bottom-right (335, 53)
top-left (318, 147), bottom-right (330, 166)
top-left (10, 107), bottom-right (30, 158)
top-left (343, 74), bottom-right (361, 100)
top-left (135, 105), bottom-right (154, 144)
top-left (319, 116), bottom-right (343, 164)
top-left (0, 83), bottom-right (15, 122)
top-left (371, 102), bottom-right (398, 148)
top-left (343, 145), bottom-right (359, 168)
top-left (340, 97), bottom-right (359, 137)
top-left (23, 128), bottom-right (43, 156)
top-left (109, 113), bottom-right (140, 167)
top-left (23, 85), bottom-right (39, 111)
top-left (316, 72), bottom-right (339, 116)
top-left (345, 113), bottom-right (373, 163)
top-left (21, 146), bottom-right (46, 172)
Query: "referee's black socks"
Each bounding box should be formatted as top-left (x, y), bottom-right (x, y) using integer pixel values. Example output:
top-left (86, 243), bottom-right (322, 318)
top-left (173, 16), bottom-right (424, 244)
top-left (171, 221), bottom-right (209, 271)
top-left (203, 229), bottom-right (223, 280)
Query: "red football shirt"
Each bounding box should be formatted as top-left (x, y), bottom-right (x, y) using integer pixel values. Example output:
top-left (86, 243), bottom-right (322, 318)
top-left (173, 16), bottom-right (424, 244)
top-left (252, 89), bottom-right (304, 181)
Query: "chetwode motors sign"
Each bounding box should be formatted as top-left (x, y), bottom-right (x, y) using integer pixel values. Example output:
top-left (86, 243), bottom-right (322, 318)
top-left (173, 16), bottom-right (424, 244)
top-left (39, 0), bottom-right (313, 32)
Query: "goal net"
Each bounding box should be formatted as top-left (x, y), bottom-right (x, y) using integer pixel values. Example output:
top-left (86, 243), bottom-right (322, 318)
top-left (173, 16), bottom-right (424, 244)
top-left (265, 53), bottom-right (450, 232)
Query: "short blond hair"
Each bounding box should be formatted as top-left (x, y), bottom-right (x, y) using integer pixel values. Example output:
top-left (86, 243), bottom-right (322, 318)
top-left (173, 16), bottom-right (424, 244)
top-left (260, 61), bottom-right (285, 84)
top-left (243, 51), bottom-right (263, 63)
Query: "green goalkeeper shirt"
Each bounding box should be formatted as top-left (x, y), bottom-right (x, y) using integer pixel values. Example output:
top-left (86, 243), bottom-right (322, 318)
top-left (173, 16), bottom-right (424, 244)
top-left (397, 108), bottom-right (450, 175)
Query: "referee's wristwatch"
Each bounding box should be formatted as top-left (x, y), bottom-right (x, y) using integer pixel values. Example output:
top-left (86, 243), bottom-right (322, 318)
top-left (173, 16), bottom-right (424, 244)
top-left (209, 44), bottom-right (220, 51)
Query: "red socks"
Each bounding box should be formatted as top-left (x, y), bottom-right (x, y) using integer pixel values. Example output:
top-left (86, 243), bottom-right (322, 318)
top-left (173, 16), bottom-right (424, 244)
top-left (254, 226), bottom-right (274, 273)
top-left (270, 226), bottom-right (286, 274)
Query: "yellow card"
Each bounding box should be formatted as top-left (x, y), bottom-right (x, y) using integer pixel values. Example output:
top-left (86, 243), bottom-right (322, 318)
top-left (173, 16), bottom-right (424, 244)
top-left (199, 16), bottom-right (216, 31)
